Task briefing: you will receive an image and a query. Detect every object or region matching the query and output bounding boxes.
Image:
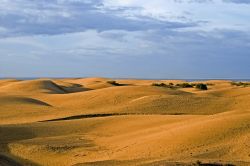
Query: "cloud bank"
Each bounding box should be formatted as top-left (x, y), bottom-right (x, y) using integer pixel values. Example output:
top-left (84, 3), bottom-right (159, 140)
top-left (0, 0), bottom-right (249, 78)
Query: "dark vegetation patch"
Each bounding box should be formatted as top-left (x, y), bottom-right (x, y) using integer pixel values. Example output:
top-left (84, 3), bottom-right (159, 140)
top-left (151, 83), bottom-right (175, 88)
top-left (176, 83), bottom-right (194, 88)
top-left (195, 83), bottom-right (208, 90)
top-left (107, 80), bottom-right (122, 86)
top-left (231, 81), bottom-right (250, 87)
top-left (152, 82), bottom-right (208, 90)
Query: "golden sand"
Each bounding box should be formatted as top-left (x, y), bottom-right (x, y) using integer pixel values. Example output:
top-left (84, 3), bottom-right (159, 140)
top-left (0, 78), bottom-right (249, 166)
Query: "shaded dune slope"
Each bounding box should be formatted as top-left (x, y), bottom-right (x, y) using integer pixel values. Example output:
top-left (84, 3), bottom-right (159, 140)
top-left (0, 96), bottom-right (51, 106)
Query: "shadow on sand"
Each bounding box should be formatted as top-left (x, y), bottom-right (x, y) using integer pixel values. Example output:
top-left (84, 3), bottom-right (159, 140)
top-left (0, 126), bottom-right (41, 166)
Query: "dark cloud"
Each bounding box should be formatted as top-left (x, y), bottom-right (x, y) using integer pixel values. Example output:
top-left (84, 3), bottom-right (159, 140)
top-left (0, 0), bottom-right (198, 37)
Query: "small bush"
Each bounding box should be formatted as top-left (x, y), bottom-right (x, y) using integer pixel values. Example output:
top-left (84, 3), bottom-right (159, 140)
top-left (195, 83), bottom-right (208, 90)
top-left (151, 82), bottom-right (175, 88)
top-left (151, 83), bottom-right (167, 87)
top-left (107, 80), bottom-right (120, 86)
top-left (231, 81), bottom-right (250, 87)
top-left (231, 82), bottom-right (241, 86)
top-left (152, 82), bottom-right (210, 90)
top-left (176, 83), bottom-right (193, 88)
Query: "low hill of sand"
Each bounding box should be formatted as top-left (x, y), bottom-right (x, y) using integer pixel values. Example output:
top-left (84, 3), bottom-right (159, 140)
top-left (0, 79), bottom-right (66, 94)
top-left (0, 78), bottom-right (249, 166)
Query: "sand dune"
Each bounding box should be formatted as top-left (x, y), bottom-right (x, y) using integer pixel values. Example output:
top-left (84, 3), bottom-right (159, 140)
top-left (0, 79), bottom-right (66, 94)
top-left (0, 96), bottom-right (51, 106)
top-left (0, 78), bottom-right (249, 166)
top-left (36, 85), bottom-right (236, 117)
top-left (62, 78), bottom-right (113, 90)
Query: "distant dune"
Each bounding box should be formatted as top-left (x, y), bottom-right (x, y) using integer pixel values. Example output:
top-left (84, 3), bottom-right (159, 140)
top-left (0, 78), bottom-right (249, 166)
top-left (0, 79), bottom-right (66, 94)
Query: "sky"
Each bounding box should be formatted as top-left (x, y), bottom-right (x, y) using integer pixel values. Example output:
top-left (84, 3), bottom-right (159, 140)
top-left (0, 0), bottom-right (250, 79)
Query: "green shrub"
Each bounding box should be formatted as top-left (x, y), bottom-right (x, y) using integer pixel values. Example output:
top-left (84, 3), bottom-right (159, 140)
top-left (176, 83), bottom-right (193, 88)
top-left (195, 83), bottom-right (208, 90)
top-left (169, 82), bottom-right (174, 86)
top-left (151, 83), bottom-right (167, 87)
top-left (151, 82), bottom-right (175, 88)
top-left (231, 81), bottom-right (250, 87)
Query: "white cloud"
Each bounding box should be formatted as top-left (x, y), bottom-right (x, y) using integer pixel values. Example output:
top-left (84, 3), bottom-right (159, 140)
top-left (0, 0), bottom-right (249, 38)
top-left (102, 0), bottom-right (250, 31)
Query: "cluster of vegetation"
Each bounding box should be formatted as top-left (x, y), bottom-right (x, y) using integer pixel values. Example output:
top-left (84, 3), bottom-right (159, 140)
top-left (107, 80), bottom-right (121, 86)
top-left (151, 83), bottom-right (175, 88)
top-left (231, 81), bottom-right (250, 87)
top-left (195, 83), bottom-right (208, 90)
top-left (152, 82), bottom-right (208, 90)
top-left (176, 83), bottom-right (194, 88)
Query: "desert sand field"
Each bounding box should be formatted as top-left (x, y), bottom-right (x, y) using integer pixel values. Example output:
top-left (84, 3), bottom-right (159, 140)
top-left (0, 78), bottom-right (249, 166)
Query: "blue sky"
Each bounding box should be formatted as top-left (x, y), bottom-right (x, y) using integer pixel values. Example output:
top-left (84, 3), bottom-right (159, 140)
top-left (0, 0), bottom-right (250, 78)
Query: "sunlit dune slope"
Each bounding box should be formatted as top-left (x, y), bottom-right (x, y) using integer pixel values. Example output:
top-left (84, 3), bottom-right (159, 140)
top-left (0, 79), bottom-right (66, 94)
top-left (0, 79), bottom-right (20, 87)
top-left (2, 112), bottom-right (250, 166)
top-left (62, 77), bottom-right (113, 90)
top-left (0, 95), bottom-right (57, 124)
top-left (38, 84), bottom-right (236, 117)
